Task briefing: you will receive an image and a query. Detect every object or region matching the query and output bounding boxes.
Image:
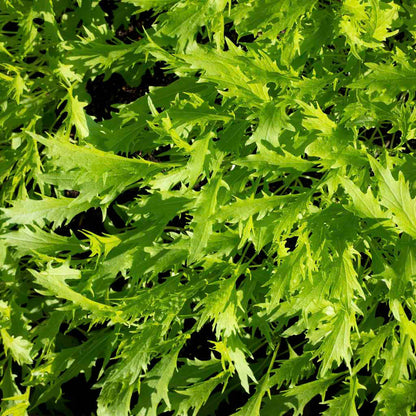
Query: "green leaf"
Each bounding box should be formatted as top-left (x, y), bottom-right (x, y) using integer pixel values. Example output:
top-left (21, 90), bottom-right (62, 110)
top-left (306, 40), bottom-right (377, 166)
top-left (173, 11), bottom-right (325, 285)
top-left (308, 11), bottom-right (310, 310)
top-left (268, 348), bottom-right (315, 389)
top-left (31, 132), bottom-right (166, 204)
top-left (322, 377), bottom-right (365, 416)
top-left (29, 263), bottom-right (122, 322)
top-left (234, 146), bottom-right (315, 173)
top-left (1, 196), bottom-right (91, 228)
top-left (369, 156), bottom-right (416, 238)
top-left (375, 381), bottom-right (416, 415)
top-left (0, 226), bottom-right (84, 256)
top-left (315, 308), bottom-right (354, 376)
top-left (1, 330), bottom-right (33, 365)
top-left (188, 174), bottom-right (223, 263)
top-left (283, 374), bottom-right (341, 416)
top-left (172, 371), bottom-right (231, 416)
top-left (136, 338), bottom-right (187, 416)
top-left (349, 55), bottom-right (416, 100)
top-left (340, 176), bottom-right (386, 219)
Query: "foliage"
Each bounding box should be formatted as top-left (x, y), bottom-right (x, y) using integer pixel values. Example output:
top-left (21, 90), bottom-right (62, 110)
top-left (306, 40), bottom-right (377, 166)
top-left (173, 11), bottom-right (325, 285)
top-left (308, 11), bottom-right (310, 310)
top-left (1, 0), bottom-right (416, 415)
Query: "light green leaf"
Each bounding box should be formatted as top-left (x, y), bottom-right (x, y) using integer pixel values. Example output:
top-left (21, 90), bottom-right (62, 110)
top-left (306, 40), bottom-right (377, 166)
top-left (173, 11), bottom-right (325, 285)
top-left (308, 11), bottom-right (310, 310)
top-left (369, 156), bottom-right (416, 238)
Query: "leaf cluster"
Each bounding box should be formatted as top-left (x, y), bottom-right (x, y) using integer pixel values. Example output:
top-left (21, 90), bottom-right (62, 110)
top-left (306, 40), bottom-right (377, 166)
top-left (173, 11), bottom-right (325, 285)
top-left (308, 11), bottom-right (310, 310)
top-left (1, 0), bottom-right (416, 415)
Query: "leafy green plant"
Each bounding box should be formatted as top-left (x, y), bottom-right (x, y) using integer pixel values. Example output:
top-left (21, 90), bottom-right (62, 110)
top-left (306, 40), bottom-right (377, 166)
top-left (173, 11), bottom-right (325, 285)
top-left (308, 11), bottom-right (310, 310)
top-left (1, 0), bottom-right (416, 415)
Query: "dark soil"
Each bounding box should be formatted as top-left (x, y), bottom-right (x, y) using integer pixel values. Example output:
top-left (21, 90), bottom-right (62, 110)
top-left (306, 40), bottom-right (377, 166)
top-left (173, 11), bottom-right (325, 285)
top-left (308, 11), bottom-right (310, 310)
top-left (85, 62), bottom-right (177, 121)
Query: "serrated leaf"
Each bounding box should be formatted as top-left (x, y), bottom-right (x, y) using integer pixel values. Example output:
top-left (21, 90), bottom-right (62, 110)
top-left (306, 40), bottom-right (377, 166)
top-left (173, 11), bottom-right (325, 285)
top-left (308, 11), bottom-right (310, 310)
top-left (369, 156), bottom-right (416, 238)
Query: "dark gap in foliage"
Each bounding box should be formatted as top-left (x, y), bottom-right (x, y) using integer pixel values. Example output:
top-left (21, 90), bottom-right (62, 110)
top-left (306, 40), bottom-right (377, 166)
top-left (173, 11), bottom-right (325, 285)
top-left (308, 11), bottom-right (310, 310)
top-left (55, 208), bottom-right (106, 239)
top-left (360, 399), bottom-right (377, 415)
top-left (254, 182), bottom-right (265, 196)
top-left (144, 280), bottom-right (154, 289)
top-left (403, 305), bottom-right (412, 321)
top-left (193, 177), bottom-right (208, 191)
top-left (311, 376), bottom-right (345, 413)
top-left (285, 316), bottom-right (299, 329)
top-left (215, 383), bottom-right (251, 415)
top-left (318, 0), bottom-right (339, 7)
top-left (384, 27), bottom-right (411, 50)
top-left (286, 335), bottom-right (307, 358)
top-left (157, 271), bottom-right (170, 284)
top-left (285, 236), bottom-right (298, 252)
top-left (71, 250), bottom-right (92, 260)
top-left (86, 62), bottom-right (179, 120)
top-left (115, 21), bottom-right (141, 43)
top-left (251, 332), bottom-right (269, 362)
top-left (405, 138), bottom-right (416, 153)
top-left (233, 243), bottom-right (257, 264)
top-left (99, 0), bottom-right (117, 25)
top-left (239, 34), bottom-right (256, 44)
top-left (149, 143), bottom-right (172, 162)
top-left (116, 10), bottom-right (157, 43)
top-left (167, 212), bottom-right (191, 231)
top-left (110, 272), bottom-right (128, 292)
top-left (224, 22), bottom-right (239, 48)
top-left (107, 205), bottom-right (126, 229)
top-left (312, 191), bottom-right (322, 208)
top-left (183, 317), bottom-right (196, 332)
top-left (33, 17), bottom-right (46, 35)
top-left (302, 394), bottom-right (328, 415)
top-left (374, 124), bottom-right (401, 149)
top-left (356, 365), bottom-right (372, 378)
top-left (63, 190), bottom-right (80, 198)
top-left (129, 391), bottom-right (140, 411)
top-left (274, 340), bottom-right (291, 363)
top-left (237, 243), bottom-right (268, 266)
top-left (23, 56), bottom-right (38, 65)
top-left (298, 173), bottom-right (316, 189)
top-left (17, 255), bottom-right (35, 271)
top-left (332, 362), bottom-right (349, 375)
top-left (300, 58), bottom-right (316, 77)
top-left (374, 302), bottom-right (391, 324)
top-left (161, 234), bottom-right (175, 244)
top-left (359, 251), bottom-right (372, 269)
top-left (2, 21), bottom-right (18, 36)
top-left (9, 361), bottom-right (23, 387)
top-left (267, 179), bottom-right (285, 193)
top-left (33, 17), bottom-right (45, 26)
top-left (149, 61), bottom-right (179, 87)
top-left (105, 38), bottom-right (119, 46)
top-left (249, 250), bottom-right (268, 266)
top-left (235, 273), bottom-right (246, 289)
top-left (180, 274), bottom-right (190, 285)
top-left (180, 324), bottom-right (216, 361)
top-left (196, 26), bottom-right (210, 45)
top-left (59, 367), bottom-right (101, 416)
top-left (171, 182), bottom-right (182, 191)
top-left (85, 73), bottom-right (140, 120)
top-left (323, 104), bottom-right (334, 115)
top-left (358, 124), bottom-right (401, 149)
top-left (115, 186), bottom-right (147, 204)
top-left (29, 71), bottom-right (45, 79)
top-left (36, 402), bottom-right (71, 415)
top-left (214, 93), bottom-right (223, 105)
top-left (53, 99), bottom-right (68, 131)
top-left (338, 86), bottom-right (347, 96)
